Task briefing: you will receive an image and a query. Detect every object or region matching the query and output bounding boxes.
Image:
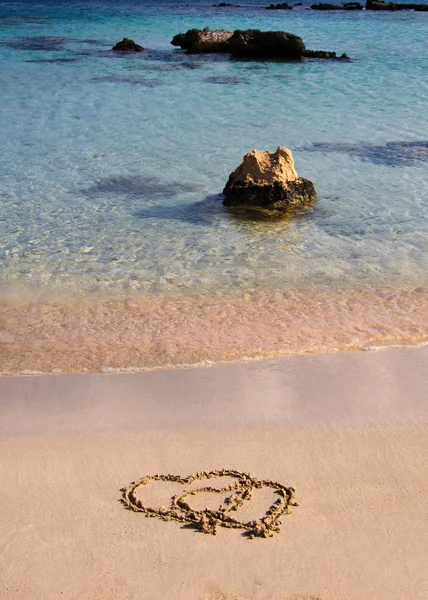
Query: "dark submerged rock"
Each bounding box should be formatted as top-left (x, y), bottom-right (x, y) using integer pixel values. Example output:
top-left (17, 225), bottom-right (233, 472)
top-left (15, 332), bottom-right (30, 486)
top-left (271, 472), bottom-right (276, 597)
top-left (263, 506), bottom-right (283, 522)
top-left (223, 146), bottom-right (317, 213)
top-left (112, 38), bottom-right (144, 52)
top-left (300, 140), bottom-right (428, 168)
top-left (93, 75), bottom-right (162, 86)
top-left (205, 75), bottom-right (249, 84)
top-left (2, 36), bottom-right (69, 51)
top-left (26, 57), bottom-right (79, 63)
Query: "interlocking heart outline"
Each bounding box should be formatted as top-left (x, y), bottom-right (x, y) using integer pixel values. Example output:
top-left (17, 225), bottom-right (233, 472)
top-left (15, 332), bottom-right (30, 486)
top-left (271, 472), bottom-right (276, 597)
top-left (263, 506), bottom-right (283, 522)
top-left (121, 469), bottom-right (298, 538)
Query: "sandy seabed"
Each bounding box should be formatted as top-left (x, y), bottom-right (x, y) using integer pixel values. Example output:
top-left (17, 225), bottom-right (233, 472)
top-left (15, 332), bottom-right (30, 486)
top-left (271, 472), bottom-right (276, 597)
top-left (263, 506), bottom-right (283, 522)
top-left (0, 347), bottom-right (428, 600)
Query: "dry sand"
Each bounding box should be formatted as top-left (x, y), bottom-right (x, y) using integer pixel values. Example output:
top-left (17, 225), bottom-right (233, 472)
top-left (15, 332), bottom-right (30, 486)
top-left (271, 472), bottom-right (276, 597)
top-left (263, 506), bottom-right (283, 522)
top-left (1, 348), bottom-right (428, 600)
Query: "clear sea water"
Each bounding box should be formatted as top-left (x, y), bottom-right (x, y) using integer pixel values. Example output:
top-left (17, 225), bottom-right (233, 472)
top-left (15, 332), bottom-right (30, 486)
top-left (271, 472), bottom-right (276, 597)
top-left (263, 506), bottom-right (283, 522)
top-left (1, 0), bottom-right (428, 374)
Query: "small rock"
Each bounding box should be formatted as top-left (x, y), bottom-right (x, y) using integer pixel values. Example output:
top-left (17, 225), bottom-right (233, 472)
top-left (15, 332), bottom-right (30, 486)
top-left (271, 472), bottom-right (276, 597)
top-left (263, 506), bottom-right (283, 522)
top-left (303, 49), bottom-right (350, 60)
top-left (223, 146), bottom-right (317, 213)
top-left (266, 3), bottom-right (293, 9)
top-left (311, 3), bottom-right (342, 8)
top-left (112, 38), bottom-right (144, 52)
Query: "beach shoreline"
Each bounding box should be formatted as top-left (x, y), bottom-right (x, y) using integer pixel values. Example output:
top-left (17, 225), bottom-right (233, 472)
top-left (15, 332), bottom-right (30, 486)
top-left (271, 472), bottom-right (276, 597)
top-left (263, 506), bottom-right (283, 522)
top-left (2, 285), bottom-right (428, 377)
top-left (2, 0), bottom-right (428, 596)
top-left (1, 346), bottom-right (427, 600)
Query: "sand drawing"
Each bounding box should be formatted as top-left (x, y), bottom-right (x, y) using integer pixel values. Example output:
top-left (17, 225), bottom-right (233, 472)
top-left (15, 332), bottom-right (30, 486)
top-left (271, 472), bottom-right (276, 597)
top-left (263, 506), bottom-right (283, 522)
top-left (121, 469), bottom-right (298, 538)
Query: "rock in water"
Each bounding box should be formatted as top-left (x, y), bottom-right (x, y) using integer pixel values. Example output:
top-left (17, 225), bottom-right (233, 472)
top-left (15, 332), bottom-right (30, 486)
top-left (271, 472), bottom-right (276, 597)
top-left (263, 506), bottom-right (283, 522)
top-left (223, 146), bottom-right (317, 212)
top-left (266, 3), bottom-right (293, 9)
top-left (171, 27), bottom-right (233, 53)
top-left (171, 28), bottom-right (348, 60)
top-left (228, 30), bottom-right (305, 59)
top-left (112, 38), bottom-right (144, 52)
top-left (303, 49), bottom-right (349, 59)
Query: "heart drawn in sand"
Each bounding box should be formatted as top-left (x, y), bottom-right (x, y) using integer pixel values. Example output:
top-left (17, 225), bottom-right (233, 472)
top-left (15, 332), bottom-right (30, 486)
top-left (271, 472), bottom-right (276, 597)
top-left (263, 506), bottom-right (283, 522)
top-left (120, 469), bottom-right (298, 538)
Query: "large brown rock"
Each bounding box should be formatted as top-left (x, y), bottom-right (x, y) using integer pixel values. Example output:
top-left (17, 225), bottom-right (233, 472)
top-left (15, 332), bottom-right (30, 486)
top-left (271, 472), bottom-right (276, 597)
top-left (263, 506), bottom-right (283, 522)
top-left (228, 30), bottom-right (305, 59)
top-left (171, 28), bottom-right (347, 60)
top-left (171, 27), bottom-right (233, 53)
top-left (223, 146), bottom-right (317, 212)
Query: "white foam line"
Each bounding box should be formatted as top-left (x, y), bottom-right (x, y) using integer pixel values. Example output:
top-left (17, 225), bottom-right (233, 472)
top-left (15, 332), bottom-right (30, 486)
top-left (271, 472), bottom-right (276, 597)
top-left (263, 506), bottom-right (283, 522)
top-left (363, 340), bottom-right (428, 352)
top-left (16, 369), bottom-right (44, 376)
top-left (99, 366), bottom-right (149, 373)
top-left (4, 338), bottom-right (428, 377)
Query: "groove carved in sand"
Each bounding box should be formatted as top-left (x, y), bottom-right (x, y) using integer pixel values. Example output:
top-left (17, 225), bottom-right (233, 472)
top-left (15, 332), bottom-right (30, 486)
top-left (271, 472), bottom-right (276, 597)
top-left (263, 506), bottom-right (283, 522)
top-left (121, 469), bottom-right (298, 538)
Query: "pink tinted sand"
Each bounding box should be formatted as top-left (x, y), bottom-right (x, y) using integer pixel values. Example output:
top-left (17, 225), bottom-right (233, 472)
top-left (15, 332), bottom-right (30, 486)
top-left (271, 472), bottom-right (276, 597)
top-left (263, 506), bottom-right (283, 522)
top-left (1, 285), bottom-right (428, 375)
top-left (1, 347), bottom-right (428, 600)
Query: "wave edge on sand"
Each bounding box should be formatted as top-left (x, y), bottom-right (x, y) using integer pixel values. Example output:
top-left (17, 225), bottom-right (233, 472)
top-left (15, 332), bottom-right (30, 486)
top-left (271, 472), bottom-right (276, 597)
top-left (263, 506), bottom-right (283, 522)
top-left (2, 285), bottom-right (428, 376)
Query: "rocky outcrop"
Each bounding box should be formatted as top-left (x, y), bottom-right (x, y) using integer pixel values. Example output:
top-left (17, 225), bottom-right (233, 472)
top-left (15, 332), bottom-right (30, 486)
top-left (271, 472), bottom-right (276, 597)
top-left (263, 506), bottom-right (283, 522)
top-left (228, 30), bottom-right (305, 59)
top-left (266, 3), bottom-right (293, 9)
top-left (311, 3), bottom-right (342, 8)
top-left (303, 49), bottom-right (350, 59)
top-left (223, 146), bottom-right (317, 212)
top-left (112, 38), bottom-right (144, 52)
top-left (171, 28), bottom-right (305, 59)
top-left (171, 27), bottom-right (233, 53)
top-left (311, 2), bottom-right (363, 7)
top-left (366, 0), bottom-right (428, 8)
top-left (367, 1), bottom-right (395, 7)
top-left (171, 28), bottom-right (348, 60)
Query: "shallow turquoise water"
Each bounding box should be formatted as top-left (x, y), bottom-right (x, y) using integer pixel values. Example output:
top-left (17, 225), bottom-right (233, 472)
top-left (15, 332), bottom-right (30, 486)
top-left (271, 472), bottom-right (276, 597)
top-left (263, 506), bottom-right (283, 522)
top-left (1, 0), bottom-right (428, 300)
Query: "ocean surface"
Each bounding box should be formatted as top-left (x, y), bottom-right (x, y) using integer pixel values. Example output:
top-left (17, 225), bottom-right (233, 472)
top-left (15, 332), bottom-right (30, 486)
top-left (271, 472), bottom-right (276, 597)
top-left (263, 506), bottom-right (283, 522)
top-left (1, 0), bottom-right (428, 374)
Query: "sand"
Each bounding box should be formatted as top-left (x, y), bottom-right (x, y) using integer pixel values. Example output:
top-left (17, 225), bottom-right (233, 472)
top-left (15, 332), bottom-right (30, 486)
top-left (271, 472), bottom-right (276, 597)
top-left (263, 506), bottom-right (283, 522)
top-left (1, 347), bottom-right (428, 600)
top-left (2, 286), bottom-right (428, 376)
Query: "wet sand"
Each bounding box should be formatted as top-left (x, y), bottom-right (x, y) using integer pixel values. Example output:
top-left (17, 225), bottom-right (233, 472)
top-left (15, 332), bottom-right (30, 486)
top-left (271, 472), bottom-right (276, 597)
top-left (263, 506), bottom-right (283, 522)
top-left (2, 285), bottom-right (428, 376)
top-left (1, 347), bottom-right (428, 600)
